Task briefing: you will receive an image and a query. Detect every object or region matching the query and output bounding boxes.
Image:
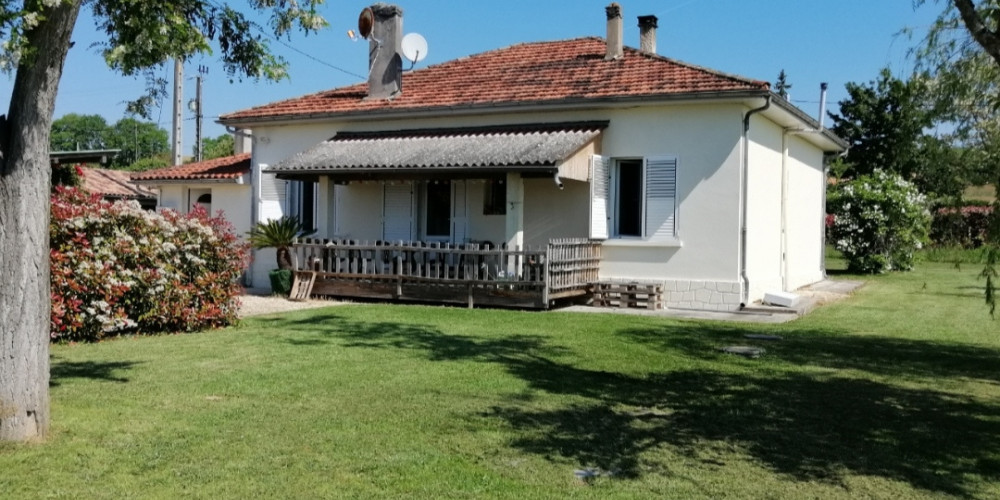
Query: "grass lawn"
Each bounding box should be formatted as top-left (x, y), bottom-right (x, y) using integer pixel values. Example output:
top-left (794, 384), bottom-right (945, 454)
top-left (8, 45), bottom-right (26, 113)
top-left (3, 257), bottom-right (1000, 499)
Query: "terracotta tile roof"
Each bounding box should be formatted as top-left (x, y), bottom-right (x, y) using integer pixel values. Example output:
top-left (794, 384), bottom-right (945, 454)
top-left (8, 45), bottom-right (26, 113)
top-left (82, 167), bottom-right (156, 199)
top-left (220, 37), bottom-right (769, 123)
top-left (130, 153), bottom-right (251, 182)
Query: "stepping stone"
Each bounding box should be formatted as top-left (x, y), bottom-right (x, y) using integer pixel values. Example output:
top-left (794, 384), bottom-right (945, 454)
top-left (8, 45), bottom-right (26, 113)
top-left (719, 345), bottom-right (765, 358)
top-left (744, 334), bottom-right (782, 341)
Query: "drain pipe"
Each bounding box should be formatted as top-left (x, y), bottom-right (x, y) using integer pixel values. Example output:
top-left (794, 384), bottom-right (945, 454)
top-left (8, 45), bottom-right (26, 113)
top-left (739, 95), bottom-right (771, 308)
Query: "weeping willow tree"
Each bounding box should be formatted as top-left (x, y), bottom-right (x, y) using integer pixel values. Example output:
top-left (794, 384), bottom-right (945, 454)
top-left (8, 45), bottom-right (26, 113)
top-left (913, 0), bottom-right (1000, 315)
top-left (0, 0), bottom-right (328, 442)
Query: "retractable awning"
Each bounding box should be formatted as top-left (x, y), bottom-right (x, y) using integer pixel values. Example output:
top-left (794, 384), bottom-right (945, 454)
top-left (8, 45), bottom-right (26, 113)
top-left (265, 121), bottom-right (608, 179)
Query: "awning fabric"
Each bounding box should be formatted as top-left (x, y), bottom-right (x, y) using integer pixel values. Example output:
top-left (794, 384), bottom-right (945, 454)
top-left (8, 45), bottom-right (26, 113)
top-left (265, 121), bottom-right (608, 177)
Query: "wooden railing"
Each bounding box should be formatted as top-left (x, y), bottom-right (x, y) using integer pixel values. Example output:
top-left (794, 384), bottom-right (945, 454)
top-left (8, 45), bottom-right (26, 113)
top-left (288, 238), bottom-right (602, 308)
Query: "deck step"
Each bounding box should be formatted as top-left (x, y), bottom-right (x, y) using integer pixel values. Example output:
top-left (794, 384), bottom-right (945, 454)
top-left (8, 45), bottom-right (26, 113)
top-left (593, 281), bottom-right (663, 310)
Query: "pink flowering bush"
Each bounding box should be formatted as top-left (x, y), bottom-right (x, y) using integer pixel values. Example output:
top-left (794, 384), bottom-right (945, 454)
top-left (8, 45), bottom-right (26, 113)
top-left (50, 187), bottom-right (250, 341)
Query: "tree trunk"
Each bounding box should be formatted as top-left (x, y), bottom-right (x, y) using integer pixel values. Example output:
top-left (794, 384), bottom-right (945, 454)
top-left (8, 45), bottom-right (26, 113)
top-left (954, 0), bottom-right (1000, 68)
top-left (0, 1), bottom-right (81, 442)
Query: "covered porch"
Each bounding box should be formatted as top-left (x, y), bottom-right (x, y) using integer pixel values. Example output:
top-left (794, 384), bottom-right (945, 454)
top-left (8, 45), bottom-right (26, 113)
top-left (267, 121), bottom-right (610, 307)
top-left (289, 238), bottom-right (601, 309)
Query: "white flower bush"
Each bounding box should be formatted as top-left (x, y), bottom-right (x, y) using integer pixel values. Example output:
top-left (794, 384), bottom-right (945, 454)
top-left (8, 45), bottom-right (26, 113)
top-left (827, 170), bottom-right (930, 273)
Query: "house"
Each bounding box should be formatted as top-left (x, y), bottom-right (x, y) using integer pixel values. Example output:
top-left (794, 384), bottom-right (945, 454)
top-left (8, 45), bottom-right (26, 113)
top-left (217, 3), bottom-right (846, 310)
top-left (50, 149), bottom-right (157, 209)
top-left (130, 151), bottom-right (254, 237)
top-left (81, 167), bottom-right (157, 209)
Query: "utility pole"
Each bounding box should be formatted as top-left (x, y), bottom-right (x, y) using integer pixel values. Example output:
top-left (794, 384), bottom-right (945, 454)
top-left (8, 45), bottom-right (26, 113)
top-left (171, 59), bottom-right (183, 166)
top-left (188, 75), bottom-right (204, 162)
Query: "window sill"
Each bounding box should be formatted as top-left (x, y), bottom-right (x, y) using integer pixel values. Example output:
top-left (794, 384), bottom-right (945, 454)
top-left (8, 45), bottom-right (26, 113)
top-left (601, 237), bottom-right (683, 248)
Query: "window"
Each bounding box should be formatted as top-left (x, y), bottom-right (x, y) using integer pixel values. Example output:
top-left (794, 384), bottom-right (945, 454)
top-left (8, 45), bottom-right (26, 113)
top-left (287, 180), bottom-right (317, 233)
top-left (591, 155), bottom-right (678, 241)
top-left (614, 160), bottom-right (643, 236)
top-left (424, 181), bottom-right (451, 238)
top-left (483, 177), bottom-right (506, 215)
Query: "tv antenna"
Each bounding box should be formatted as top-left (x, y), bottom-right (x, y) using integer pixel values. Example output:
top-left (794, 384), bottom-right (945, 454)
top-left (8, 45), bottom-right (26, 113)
top-left (401, 33), bottom-right (428, 70)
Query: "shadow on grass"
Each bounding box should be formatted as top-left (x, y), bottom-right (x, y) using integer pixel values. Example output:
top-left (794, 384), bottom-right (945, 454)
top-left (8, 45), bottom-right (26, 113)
top-left (49, 358), bottom-right (139, 386)
top-left (255, 311), bottom-right (1000, 494)
top-left (618, 323), bottom-right (1000, 383)
top-left (485, 365), bottom-right (1000, 495)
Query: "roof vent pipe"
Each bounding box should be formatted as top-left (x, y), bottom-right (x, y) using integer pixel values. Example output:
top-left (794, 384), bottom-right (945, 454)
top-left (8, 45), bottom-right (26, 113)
top-left (638, 15), bottom-right (658, 54)
top-left (818, 82), bottom-right (828, 129)
top-left (605, 3), bottom-right (623, 61)
top-left (366, 3), bottom-right (403, 100)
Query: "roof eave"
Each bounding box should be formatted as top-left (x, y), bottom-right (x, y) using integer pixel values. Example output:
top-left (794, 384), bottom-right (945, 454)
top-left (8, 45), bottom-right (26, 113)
top-left (218, 89), bottom-right (771, 128)
top-left (131, 175), bottom-right (247, 186)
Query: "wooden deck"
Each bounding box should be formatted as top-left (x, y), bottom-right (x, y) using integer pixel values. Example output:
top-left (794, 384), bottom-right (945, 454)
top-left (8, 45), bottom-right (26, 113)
top-left (289, 238), bottom-right (602, 309)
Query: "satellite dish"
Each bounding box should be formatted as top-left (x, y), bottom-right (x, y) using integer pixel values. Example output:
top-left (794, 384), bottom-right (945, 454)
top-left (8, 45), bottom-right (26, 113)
top-left (358, 7), bottom-right (374, 39)
top-left (401, 33), bottom-right (428, 65)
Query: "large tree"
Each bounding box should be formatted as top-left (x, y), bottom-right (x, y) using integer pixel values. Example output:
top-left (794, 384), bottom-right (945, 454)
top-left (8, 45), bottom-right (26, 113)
top-left (106, 117), bottom-right (169, 168)
top-left (0, 0), bottom-right (327, 442)
top-left (50, 114), bottom-right (169, 168)
top-left (828, 68), bottom-right (933, 181)
top-left (915, 0), bottom-right (1000, 314)
top-left (50, 113), bottom-right (110, 151)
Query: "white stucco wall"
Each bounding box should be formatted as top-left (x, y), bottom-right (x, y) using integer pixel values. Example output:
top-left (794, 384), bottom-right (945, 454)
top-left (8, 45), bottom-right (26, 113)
top-left (597, 104), bottom-right (744, 284)
top-left (157, 185), bottom-right (184, 212)
top-left (151, 182), bottom-right (254, 284)
top-left (244, 102), bottom-right (829, 305)
top-left (784, 134), bottom-right (826, 291)
top-left (745, 114), bottom-right (785, 300)
top-left (522, 177), bottom-right (591, 248)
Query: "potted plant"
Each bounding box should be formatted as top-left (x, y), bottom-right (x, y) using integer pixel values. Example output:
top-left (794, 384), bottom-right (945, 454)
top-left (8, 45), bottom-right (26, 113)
top-left (247, 216), bottom-right (314, 295)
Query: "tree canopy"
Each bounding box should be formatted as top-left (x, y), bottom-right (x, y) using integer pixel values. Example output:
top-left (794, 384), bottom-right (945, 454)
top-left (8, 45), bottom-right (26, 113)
top-left (49, 114), bottom-right (169, 169)
top-left (0, 0), bottom-right (329, 442)
top-left (828, 69), bottom-right (932, 178)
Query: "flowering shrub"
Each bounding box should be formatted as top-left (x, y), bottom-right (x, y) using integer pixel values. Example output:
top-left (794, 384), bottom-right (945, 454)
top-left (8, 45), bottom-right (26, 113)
top-left (50, 187), bottom-right (250, 341)
top-left (930, 205), bottom-right (992, 248)
top-left (827, 170), bottom-right (930, 273)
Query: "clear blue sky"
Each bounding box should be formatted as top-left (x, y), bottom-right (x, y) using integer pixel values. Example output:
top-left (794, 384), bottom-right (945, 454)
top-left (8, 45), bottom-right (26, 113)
top-left (1, 0), bottom-right (944, 154)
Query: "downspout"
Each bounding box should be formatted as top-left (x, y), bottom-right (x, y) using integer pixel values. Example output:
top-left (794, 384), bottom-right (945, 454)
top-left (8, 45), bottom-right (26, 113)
top-left (780, 129), bottom-right (790, 291)
top-left (740, 95), bottom-right (771, 308)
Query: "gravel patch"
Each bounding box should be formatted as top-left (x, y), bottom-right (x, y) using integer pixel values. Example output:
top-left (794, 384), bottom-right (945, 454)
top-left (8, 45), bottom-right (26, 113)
top-left (238, 290), bottom-right (344, 318)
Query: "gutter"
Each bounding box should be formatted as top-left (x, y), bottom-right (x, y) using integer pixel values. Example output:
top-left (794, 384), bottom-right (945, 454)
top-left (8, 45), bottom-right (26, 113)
top-left (131, 177), bottom-right (246, 185)
top-left (218, 89), bottom-right (773, 128)
top-left (739, 95), bottom-right (771, 308)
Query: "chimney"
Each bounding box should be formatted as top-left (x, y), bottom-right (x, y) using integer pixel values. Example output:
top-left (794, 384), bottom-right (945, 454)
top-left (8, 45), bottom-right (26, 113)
top-left (638, 15), bottom-right (657, 54)
top-left (233, 128), bottom-right (252, 155)
top-left (367, 3), bottom-right (403, 100)
top-left (605, 3), bottom-right (623, 61)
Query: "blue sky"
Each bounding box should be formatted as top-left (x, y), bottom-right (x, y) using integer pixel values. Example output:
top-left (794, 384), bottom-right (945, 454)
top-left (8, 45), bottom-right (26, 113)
top-left (1, 0), bottom-right (944, 154)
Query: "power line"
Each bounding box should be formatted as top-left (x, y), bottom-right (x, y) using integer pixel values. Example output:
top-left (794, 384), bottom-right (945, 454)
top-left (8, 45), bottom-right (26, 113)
top-left (204, 0), bottom-right (366, 81)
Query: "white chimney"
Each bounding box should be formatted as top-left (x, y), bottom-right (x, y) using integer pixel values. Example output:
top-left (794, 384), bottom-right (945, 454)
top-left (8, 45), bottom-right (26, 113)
top-left (638, 15), bottom-right (657, 54)
top-left (605, 3), bottom-right (623, 61)
top-left (367, 3), bottom-right (403, 100)
top-left (233, 128), bottom-right (252, 155)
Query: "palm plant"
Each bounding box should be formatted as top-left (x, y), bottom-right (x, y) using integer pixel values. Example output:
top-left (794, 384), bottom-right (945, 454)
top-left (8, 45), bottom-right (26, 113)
top-left (247, 216), bottom-right (314, 270)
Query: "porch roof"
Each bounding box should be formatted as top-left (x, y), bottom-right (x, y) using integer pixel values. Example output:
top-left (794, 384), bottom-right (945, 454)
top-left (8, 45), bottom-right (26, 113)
top-left (266, 121), bottom-right (608, 178)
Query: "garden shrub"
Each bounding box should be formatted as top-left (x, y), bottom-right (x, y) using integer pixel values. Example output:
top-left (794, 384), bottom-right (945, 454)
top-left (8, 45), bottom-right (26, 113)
top-left (50, 187), bottom-right (250, 341)
top-left (930, 205), bottom-right (992, 248)
top-left (827, 170), bottom-right (930, 273)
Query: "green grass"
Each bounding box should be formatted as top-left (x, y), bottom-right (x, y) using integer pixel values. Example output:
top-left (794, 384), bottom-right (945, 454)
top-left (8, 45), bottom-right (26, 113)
top-left (964, 184), bottom-right (996, 204)
top-left (3, 260), bottom-right (1000, 499)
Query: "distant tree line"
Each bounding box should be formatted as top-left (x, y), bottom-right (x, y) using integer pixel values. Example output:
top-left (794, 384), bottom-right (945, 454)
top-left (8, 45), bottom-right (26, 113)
top-left (50, 113), bottom-right (235, 171)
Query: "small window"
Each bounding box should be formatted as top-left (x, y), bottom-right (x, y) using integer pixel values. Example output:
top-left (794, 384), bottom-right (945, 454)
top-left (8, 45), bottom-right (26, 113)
top-left (615, 160), bottom-right (643, 237)
top-left (606, 156), bottom-right (678, 241)
top-left (483, 177), bottom-right (506, 215)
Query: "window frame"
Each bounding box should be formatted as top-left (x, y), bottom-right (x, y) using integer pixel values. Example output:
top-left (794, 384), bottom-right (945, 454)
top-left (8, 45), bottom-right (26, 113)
top-left (604, 155), bottom-right (679, 242)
